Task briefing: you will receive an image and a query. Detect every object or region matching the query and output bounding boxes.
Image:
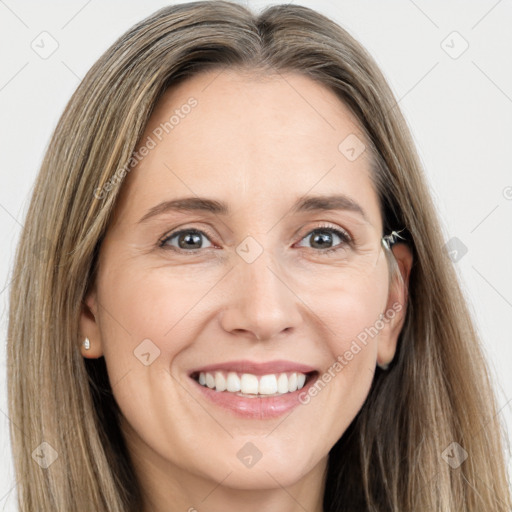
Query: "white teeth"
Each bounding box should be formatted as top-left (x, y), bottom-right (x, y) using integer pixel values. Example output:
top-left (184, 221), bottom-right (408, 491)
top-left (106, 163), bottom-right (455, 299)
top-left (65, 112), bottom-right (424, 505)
top-left (196, 370), bottom-right (310, 395)
top-left (241, 374), bottom-right (259, 394)
top-left (226, 372), bottom-right (241, 392)
top-left (277, 373), bottom-right (289, 394)
top-left (215, 371), bottom-right (227, 392)
top-left (259, 374), bottom-right (277, 395)
top-left (205, 373), bottom-right (215, 389)
top-left (288, 372), bottom-right (297, 392)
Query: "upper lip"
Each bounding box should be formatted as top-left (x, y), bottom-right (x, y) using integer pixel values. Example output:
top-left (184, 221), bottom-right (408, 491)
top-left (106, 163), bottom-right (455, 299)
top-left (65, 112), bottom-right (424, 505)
top-left (189, 359), bottom-right (318, 377)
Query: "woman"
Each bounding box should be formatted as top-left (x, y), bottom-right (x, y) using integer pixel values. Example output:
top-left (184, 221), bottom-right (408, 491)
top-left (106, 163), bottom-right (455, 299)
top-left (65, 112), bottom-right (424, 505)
top-left (7, 1), bottom-right (511, 510)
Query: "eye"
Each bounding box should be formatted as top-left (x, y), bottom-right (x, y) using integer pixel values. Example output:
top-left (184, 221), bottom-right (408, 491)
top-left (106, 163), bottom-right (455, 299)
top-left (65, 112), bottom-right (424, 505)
top-left (295, 224), bottom-right (352, 253)
top-left (158, 224), bottom-right (353, 254)
top-left (159, 228), bottom-right (214, 251)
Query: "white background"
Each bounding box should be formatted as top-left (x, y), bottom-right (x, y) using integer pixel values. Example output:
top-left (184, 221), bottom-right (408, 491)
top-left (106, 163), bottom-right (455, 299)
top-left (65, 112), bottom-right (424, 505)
top-left (1, 1), bottom-right (511, 509)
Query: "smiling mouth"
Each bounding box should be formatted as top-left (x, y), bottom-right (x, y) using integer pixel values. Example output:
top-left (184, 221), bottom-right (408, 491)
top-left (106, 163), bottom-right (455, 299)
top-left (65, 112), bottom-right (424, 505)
top-left (190, 370), bottom-right (319, 397)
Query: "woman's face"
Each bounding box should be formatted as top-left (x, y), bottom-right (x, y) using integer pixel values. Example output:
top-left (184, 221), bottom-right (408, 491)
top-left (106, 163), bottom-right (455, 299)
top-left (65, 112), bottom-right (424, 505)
top-left (81, 69), bottom-right (411, 503)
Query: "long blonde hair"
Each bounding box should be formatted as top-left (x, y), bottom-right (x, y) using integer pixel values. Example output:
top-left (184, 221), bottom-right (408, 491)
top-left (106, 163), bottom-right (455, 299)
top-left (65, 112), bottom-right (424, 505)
top-left (7, 1), bottom-right (510, 510)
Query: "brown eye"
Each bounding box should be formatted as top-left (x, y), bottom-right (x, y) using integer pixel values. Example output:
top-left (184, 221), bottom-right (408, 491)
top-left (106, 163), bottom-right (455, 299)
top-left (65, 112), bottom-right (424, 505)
top-left (160, 229), bottom-right (213, 251)
top-left (296, 226), bottom-right (351, 252)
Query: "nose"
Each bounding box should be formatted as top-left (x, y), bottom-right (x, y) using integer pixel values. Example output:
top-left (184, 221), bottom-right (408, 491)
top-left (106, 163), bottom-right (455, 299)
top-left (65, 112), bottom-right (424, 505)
top-left (219, 247), bottom-right (303, 341)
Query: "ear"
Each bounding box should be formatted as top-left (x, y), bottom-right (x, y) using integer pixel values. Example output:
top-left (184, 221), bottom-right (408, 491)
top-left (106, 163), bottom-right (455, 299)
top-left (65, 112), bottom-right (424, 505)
top-left (377, 242), bottom-right (413, 368)
top-left (79, 288), bottom-right (104, 359)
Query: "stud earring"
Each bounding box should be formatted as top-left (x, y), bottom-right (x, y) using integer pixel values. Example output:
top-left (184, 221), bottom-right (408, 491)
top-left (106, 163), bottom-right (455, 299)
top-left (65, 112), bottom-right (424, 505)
top-left (83, 337), bottom-right (91, 350)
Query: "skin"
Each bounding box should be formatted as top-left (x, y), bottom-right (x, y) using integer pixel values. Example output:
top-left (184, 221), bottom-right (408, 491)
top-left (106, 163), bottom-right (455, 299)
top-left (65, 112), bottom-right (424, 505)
top-left (80, 69), bottom-right (412, 512)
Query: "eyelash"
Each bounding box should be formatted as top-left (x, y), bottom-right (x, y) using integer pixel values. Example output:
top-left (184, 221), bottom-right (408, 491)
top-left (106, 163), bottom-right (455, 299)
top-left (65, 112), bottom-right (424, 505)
top-left (158, 223), bottom-right (354, 255)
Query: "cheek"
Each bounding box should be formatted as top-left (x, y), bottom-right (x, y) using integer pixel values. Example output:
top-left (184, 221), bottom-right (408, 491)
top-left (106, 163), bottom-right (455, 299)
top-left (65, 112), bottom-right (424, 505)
top-left (315, 261), bottom-right (389, 352)
top-left (95, 267), bottom-right (186, 381)
top-left (304, 267), bottom-right (388, 417)
top-left (95, 260), bottom-right (228, 410)
top-left (95, 266), bottom-right (209, 436)
top-left (98, 261), bottom-right (213, 342)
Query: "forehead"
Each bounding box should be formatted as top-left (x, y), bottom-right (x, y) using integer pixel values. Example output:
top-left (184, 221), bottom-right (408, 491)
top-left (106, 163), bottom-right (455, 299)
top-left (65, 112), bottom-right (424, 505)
top-left (111, 68), bottom-right (381, 230)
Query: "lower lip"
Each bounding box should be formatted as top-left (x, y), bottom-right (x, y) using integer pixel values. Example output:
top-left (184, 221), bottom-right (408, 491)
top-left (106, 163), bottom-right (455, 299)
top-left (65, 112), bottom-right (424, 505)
top-left (190, 372), bottom-right (319, 419)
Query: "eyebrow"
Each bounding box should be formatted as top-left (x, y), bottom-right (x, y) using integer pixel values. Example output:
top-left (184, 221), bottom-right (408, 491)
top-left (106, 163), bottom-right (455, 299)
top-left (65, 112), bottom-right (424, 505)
top-left (137, 194), bottom-right (369, 224)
